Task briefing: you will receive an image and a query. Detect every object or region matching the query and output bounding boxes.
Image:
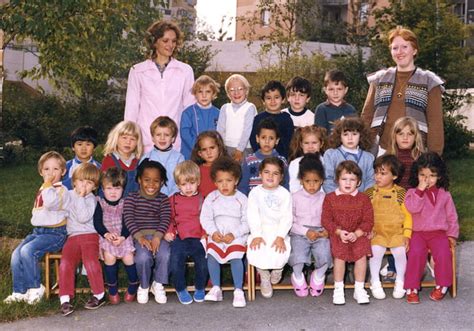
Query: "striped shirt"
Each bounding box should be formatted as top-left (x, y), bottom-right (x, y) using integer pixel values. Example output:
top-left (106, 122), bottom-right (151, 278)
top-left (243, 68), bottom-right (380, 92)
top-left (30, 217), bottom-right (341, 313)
top-left (123, 191), bottom-right (171, 240)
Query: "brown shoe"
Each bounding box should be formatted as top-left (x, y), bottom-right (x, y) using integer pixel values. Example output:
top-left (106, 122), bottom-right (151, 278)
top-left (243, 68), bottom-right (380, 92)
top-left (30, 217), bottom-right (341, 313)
top-left (84, 295), bottom-right (106, 310)
top-left (108, 293), bottom-right (120, 305)
top-left (124, 291), bottom-right (136, 303)
top-left (61, 302), bottom-right (74, 316)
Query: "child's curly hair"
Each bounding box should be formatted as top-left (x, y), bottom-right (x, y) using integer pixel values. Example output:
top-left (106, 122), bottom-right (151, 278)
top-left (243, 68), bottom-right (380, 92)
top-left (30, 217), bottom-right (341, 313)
top-left (328, 117), bottom-right (373, 151)
top-left (409, 152), bottom-right (449, 190)
top-left (289, 125), bottom-right (327, 162)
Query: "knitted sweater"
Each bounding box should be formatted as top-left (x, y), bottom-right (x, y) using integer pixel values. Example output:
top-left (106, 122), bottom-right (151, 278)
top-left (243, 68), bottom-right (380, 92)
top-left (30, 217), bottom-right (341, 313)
top-left (65, 191), bottom-right (97, 237)
top-left (238, 149), bottom-right (289, 196)
top-left (180, 103), bottom-right (220, 160)
top-left (405, 188), bottom-right (459, 238)
top-left (396, 147), bottom-right (415, 190)
top-left (93, 198), bottom-right (130, 238)
top-left (31, 182), bottom-right (69, 227)
top-left (123, 191), bottom-right (171, 240)
top-left (63, 157), bottom-right (101, 190)
top-left (167, 193), bottom-right (205, 239)
top-left (217, 101), bottom-right (257, 151)
top-left (291, 189), bottom-right (325, 236)
top-left (314, 101), bottom-right (357, 134)
top-left (250, 111), bottom-right (294, 159)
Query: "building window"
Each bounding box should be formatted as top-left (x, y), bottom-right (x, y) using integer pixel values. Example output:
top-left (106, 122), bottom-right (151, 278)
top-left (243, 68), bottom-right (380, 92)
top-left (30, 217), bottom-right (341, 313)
top-left (261, 9), bottom-right (271, 27)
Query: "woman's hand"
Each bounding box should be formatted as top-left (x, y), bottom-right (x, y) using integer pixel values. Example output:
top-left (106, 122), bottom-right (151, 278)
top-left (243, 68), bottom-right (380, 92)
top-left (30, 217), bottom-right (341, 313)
top-left (271, 236), bottom-right (286, 254)
top-left (249, 237), bottom-right (265, 250)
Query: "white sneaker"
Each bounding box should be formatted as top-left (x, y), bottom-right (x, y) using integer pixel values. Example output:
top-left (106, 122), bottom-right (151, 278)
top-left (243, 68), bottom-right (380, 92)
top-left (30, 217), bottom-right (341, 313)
top-left (270, 269), bottom-right (283, 285)
top-left (333, 286), bottom-right (345, 305)
top-left (259, 270), bottom-right (273, 298)
top-left (150, 281), bottom-right (167, 304)
top-left (370, 282), bottom-right (386, 300)
top-left (137, 286), bottom-right (149, 304)
top-left (3, 292), bottom-right (28, 304)
top-left (232, 289), bottom-right (246, 308)
top-left (27, 284), bottom-right (45, 305)
top-left (204, 286), bottom-right (223, 302)
top-left (379, 263), bottom-right (388, 277)
top-left (353, 287), bottom-right (370, 304)
top-left (393, 281), bottom-right (406, 299)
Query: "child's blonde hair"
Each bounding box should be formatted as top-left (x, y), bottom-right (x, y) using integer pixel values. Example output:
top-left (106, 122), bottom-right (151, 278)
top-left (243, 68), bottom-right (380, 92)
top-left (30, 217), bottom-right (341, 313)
top-left (103, 121), bottom-right (143, 158)
top-left (190, 131), bottom-right (227, 165)
top-left (192, 75), bottom-right (220, 98)
top-left (72, 163), bottom-right (101, 188)
top-left (174, 160), bottom-right (201, 185)
top-left (37, 151), bottom-right (66, 174)
top-left (388, 116), bottom-right (425, 159)
top-left (225, 74), bottom-right (250, 97)
top-left (289, 125), bottom-right (327, 162)
top-left (328, 118), bottom-right (373, 151)
top-left (150, 116), bottom-right (178, 139)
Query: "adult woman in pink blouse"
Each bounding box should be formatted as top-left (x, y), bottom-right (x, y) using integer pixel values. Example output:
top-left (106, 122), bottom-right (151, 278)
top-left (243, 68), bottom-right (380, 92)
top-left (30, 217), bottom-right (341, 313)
top-left (125, 20), bottom-right (195, 152)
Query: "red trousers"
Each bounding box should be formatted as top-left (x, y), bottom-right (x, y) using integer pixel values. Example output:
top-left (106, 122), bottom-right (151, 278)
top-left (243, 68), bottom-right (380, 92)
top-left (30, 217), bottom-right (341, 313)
top-left (59, 233), bottom-right (104, 297)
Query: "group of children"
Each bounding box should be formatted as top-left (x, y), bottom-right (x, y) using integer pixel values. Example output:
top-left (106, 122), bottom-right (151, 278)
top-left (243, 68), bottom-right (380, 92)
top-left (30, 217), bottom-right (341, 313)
top-left (5, 70), bottom-right (458, 315)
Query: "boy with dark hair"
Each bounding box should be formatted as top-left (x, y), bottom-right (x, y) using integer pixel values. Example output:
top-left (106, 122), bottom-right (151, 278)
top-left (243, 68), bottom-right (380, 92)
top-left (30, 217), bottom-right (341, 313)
top-left (240, 118), bottom-right (289, 195)
top-left (282, 76), bottom-right (314, 128)
top-left (250, 80), bottom-right (294, 159)
top-left (64, 126), bottom-right (101, 189)
top-left (315, 70), bottom-right (356, 134)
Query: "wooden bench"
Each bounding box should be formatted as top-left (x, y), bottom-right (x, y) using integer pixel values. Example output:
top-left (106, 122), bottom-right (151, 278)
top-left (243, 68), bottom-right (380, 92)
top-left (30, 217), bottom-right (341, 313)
top-left (247, 245), bottom-right (457, 301)
top-left (44, 253), bottom-right (253, 299)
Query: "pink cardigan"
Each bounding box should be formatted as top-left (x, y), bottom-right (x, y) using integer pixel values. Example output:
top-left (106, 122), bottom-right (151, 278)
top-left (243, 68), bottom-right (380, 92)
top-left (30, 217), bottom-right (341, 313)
top-left (124, 58), bottom-right (195, 152)
top-left (405, 188), bottom-right (459, 238)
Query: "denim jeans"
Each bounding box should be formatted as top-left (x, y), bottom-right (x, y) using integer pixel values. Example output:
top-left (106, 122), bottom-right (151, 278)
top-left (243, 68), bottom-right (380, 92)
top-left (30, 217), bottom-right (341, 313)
top-left (11, 226), bottom-right (67, 293)
top-left (134, 235), bottom-right (170, 289)
top-left (170, 237), bottom-right (208, 292)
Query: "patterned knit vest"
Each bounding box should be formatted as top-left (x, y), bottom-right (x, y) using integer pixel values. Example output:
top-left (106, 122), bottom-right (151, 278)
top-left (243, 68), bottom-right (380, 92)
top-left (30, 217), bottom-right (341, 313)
top-left (99, 198), bottom-right (124, 234)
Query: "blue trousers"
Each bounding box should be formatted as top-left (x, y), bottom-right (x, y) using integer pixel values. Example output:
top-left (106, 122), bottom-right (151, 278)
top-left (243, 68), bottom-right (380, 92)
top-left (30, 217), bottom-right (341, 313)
top-left (11, 226), bottom-right (67, 293)
top-left (207, 255), bottom-right (244, 289)
top-left (134, 236), bottom-right (170, 289)
top-left (170, 237), bottom-right (208, 292)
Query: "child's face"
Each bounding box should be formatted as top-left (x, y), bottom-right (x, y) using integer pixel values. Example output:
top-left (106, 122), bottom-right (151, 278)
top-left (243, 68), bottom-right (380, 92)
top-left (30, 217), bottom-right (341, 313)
top-left (287, 90), bottom-right (310, 112)
top-left (301, 133), bottom-right (322, 154)
top-left (138, 168), bottom-right (162, 198)
top-left (227, 80), bottom-right (247, 104)
top-left (40, 158), bottom-right (66, 184)
top-left (196, 84), bottom-right (214, 108)
top-left (300, 171), bottom-right (323, 195)
top-left (263, 89), bottom-right (284, 114)
top-left (117, 134), bottom-right (138, 158)
top-left (198, 137), bottom-right (220, 165)
top-left (102, 182), bottom-right (124, 202)
top-left (177, 178), bottom-right (199, 197)
top-left (152, 126), bottom-right (175, 150)
top-left (396, 125), bottom-right (415, 150)
top-left (418, 167), bottom-right (438, 189)
top-left (73, 141), bottom-right (95, 163)
top-left (260, 164), bottom-right (283, 190)
top-left (337, 170), bottom-right (360, 194)
top-left (375, 165), bottom-right (396, 189)
top-left (324, 81), bottom-right (348, 106)
top-left (214, 170), bottom-right (238, 196)
top-left (74, 179), bottom-right (96, 196)
top-left (341, 130), bottom-right (360, 149)
top-left (256, 128), bottom-right (279, 155)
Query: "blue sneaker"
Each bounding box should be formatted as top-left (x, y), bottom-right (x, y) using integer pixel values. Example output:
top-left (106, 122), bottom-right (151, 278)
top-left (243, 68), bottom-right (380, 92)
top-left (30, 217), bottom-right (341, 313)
top-left (193, 289), bottom-right (205, 303)
top-left (176, 290), bottom-right (193, 305)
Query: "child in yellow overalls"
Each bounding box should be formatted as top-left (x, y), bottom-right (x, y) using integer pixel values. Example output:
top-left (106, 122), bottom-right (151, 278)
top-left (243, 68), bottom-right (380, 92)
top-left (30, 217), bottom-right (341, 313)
top-left (365, 155), bottom-right (412, 300)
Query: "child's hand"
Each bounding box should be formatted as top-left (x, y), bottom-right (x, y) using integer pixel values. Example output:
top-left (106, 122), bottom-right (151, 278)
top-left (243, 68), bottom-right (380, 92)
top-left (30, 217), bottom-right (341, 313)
top-left (306, 230), bottom-right (319, 241)
top-left (151, 237), bottom-right (161, 254)
top-left (112, 236), bottom-right (125, 246)
top-left (164, 233), bottom-right (175, 242)
top-left (338, 230), bottom-right (350, 243)
top-left (319, 229), bottom-right (329, 238)
top-left (417, 177), bottom-right (429, 191)
top-left (223, 233), bottom-right (235, 244)
top-left (232, 150), bottom-right (243, 163)
top-left (448, 237), bottom-right (456, 248)
top-left (138, 237), bottom-right (152, 251)
top-left (347, 232), bottom-right (357, 243)
top-left (367, 230), bottom-right (375, 240)
top-left (249, 237), bottom-right (265, 250)
top-left (43, 173), bottom-right (54, 184)
top-left (271, 236), bottom-right (286, 254)
top-left (104, 232), bottom-right (117, 242)
top-left (404, 237), bottom-right (410, 252)
top-left (212, 232), bottom-right (224, 243)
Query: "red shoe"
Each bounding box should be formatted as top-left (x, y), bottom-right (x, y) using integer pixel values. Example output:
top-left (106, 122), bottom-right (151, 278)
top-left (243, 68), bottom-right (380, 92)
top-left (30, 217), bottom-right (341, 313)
top-left (429, 287), bottom-right (446, 301)
top-left (406, 291), bottom-right (420, 304)
top-left (124, 291), bottom-right (136, 303)
top-left (108, 293), bottom-right (120, 305)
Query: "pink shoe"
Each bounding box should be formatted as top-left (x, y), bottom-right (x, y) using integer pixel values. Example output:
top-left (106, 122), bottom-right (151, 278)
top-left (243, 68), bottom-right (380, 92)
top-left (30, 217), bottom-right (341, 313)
top-left (291, 273), bottom-right (308, 297)
top-left (309, 271), bottom-right (325, 297)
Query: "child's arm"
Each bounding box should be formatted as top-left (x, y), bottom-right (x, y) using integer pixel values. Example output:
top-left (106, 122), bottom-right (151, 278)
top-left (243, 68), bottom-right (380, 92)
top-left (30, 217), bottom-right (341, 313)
top-left (314, 104), bottom-right (329, 131)
top-left (321, 195), bottom-right (339, 236)
top-left (282, 160), bottom-right (290, 191)
top-left (93, 203), bottom-right (114, 240)
top-left (355, 194), bottom-right (375, 238)
top-left (123, 195), bottom-right (142, 240)
top-left (70, 193), bottom-right (97, 224)
top-left (247, 190), bottom-right (263, 238)
top-left (216, 106), bottom-right (227, 141)
top-left (249, 117), bottom-right (259, 153)
top-left (276, 190), bottom-right (293, 239)
top-left (404, 189), bottom-right (426, 214)
top-left (239, 104), bottom-right (257, 155)
top-left (164, 195), bottom-right (177, 241)
top-left (230, 194), bottom-right (250, 239)
top-left (180, 108), bottom-right (196, 159)
top-left (322, 150), bottom-right (337, 193)
top-left (445, 192), bottom-right (459, 240)
top-left (41, 183), bottom-right (71, 211)
top-left (237, 159), bottom-right (250, 196)
top-left (361, 153), bottom-right (375, 191)
top-left (200, 195), bottom-right (219, 236)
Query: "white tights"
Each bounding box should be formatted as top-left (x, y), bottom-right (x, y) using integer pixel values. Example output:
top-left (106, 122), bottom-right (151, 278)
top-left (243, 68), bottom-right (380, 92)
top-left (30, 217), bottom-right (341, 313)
top-left (369, 245), bottom-right (406, 284)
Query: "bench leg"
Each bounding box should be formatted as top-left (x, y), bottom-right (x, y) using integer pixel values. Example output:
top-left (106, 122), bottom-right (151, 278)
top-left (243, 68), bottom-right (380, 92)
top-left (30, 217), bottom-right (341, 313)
top-left (44, 254), bottom-right (50, 299)
top-left (450, 245), bottom-right (457, 298)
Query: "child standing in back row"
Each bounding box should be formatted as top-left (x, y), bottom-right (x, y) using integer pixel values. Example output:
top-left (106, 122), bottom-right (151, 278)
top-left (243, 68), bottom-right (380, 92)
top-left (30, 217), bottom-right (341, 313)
top-left (217, 74), bottom-right (257, 162)
top-left (282, 76), bottom-right (314, 128)
top-left (180, 75), bottom-right (221, 160)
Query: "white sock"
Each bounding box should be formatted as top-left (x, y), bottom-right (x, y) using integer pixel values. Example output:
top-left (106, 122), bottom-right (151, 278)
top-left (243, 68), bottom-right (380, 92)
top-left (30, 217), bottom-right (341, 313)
top-left (355, 281), bottom-right (365, 290)
top-left (292, 272), bottom-right (305, 285)
top-left (94, 292), bottom-right (105, 300)
top-left (334, 281), bottom-right (344, 289)
top-left (60, 295), bottom-right (70, 304)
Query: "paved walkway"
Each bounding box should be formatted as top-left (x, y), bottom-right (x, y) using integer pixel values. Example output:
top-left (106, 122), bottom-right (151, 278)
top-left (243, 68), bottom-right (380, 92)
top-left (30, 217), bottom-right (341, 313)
top-left (1, 242), bottom-right (473, 330)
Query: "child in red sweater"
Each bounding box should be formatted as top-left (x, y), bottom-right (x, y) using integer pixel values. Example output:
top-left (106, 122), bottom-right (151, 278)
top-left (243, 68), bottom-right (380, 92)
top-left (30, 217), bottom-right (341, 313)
top-left (322, 160), bottom-right (374, 305)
